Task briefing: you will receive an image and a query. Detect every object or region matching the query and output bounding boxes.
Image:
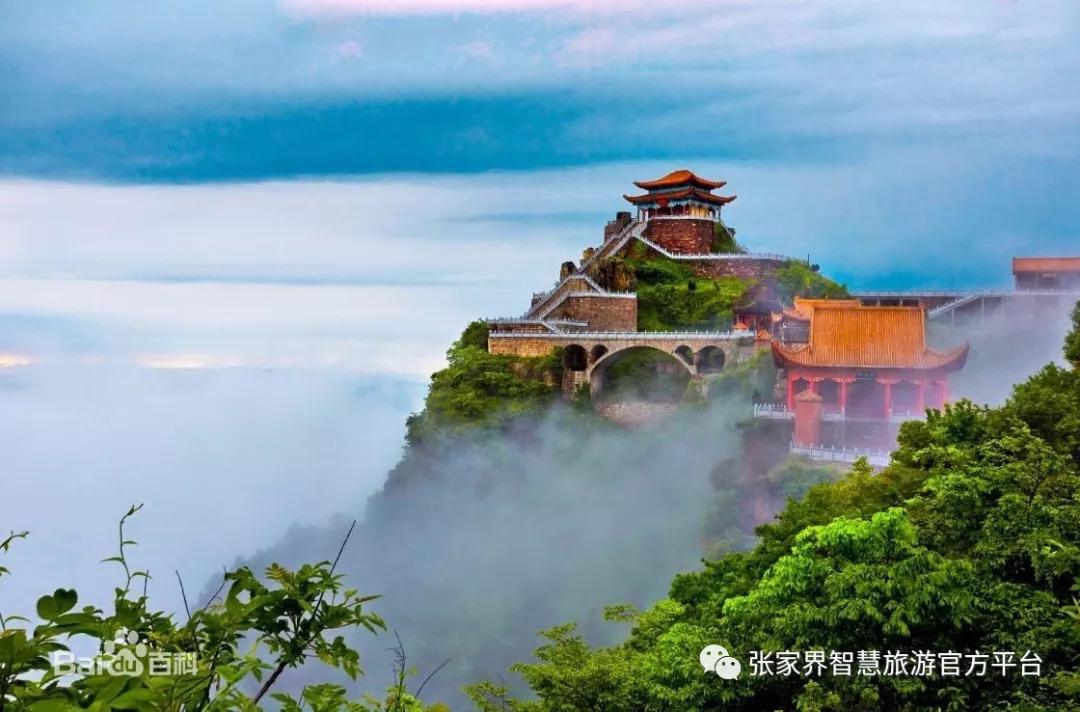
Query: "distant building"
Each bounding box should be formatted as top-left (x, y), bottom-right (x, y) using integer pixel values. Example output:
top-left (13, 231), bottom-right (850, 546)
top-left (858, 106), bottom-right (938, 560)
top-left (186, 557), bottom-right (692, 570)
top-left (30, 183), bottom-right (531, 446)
top-left (1013, 257), bottom-right (1080, 291)
top-left (770, 300), bottom-right (968, 448)
top-left (623, 169), bottom-right (736, 254)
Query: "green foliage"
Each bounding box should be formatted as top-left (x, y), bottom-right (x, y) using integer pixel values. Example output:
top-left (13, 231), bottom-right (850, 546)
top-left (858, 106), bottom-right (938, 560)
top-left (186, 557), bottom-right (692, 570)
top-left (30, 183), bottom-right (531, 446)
top-left (705, 349), bottom-right (777, 404)
top-left (629, 255), bottom-right (750, 331)
top-left (485, 331), bottom-right (1080, 710)
top-left (0, 511), bottom-right (451, 711)
top-left (711, 222), bottom-right (744, 254)
top-left (596, 349), bottom-right (690, 403)
top-left (1065, 300), bottom-right (1080, 364)
top-left (774, 261), bottom-right (849, 304)
top-left (763, 456), bottom-right (848, 502)
top-left (405, 322), bottom-right (562, 447)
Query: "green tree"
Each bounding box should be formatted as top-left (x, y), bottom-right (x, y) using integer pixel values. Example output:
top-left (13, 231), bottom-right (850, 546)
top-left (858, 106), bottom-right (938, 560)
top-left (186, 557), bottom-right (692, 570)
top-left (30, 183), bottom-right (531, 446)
top-left (486, 322), bottom-right (1080, 711)
top-left (0, 509), bottom-right (448, 711)
top-left (1065, 300), bottom-right (1080, 365)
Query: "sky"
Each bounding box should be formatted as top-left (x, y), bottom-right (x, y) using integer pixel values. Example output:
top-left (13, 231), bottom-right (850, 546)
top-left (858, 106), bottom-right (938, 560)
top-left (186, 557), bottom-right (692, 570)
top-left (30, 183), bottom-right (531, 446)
top-left (1, 0), bottom-right (1079, 641)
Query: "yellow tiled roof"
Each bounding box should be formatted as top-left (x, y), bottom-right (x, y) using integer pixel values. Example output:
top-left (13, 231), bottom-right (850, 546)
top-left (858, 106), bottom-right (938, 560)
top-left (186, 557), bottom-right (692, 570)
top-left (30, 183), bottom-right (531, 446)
top-left (773, 302), bottom-right (968, 370)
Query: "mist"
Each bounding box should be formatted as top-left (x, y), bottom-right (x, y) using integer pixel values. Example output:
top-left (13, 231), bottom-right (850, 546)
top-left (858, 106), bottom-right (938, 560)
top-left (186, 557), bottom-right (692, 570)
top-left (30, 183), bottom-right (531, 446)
top-left (0, 354), bottom-right (422, 628)
top-left (0, 173), bottom-right (1075, 709)
top-left (240, 398), bottom-right (751, 706)
top-left (934, 295), bottom-right (1076, 406)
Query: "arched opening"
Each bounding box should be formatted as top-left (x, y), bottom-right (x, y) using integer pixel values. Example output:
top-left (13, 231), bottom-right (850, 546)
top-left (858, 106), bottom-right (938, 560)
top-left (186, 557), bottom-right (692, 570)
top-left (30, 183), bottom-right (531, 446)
top-left (697, 345), bottom-right (726, 374)
top-left (674, 345), bottom-right (694, 367)
top-left (590, 347), bottom-right (692, 402)
top-left (563, 344), bottom-right (587, 371)
top-left (590, 344), bottom-right (609, 364)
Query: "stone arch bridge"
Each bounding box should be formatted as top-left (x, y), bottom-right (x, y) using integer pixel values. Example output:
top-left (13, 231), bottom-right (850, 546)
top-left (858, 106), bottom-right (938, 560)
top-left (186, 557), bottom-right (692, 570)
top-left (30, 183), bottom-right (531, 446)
top-left (487, 330), bottom-right (757, 396)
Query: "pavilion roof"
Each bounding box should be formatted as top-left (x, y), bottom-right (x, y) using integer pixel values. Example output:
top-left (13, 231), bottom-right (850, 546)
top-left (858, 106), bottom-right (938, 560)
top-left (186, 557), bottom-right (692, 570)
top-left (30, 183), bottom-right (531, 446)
top-left (623, 186), bottom-right (736, 206)
top-left (771, 302), bottom-right (969, 371)
top-left (1012, 257), bottom-right (1080, 273)
top-left (782, 297), bottom-right (860, 322)
top-left (633, 169), bottom-right (728, 191)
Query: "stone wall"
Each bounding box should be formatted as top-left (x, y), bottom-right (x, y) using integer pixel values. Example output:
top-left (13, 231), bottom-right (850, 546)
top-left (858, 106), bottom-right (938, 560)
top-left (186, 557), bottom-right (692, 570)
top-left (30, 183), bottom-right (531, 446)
top-left (545, 295), bottom-right (637, 330)
top-left (625, 237), bottom-right (788, 280)
top-left (528, 275), bottom-right (600, 316)
top-left (603, 211), bottom-right (632, 242)
top-left (593, 400), bottom-right (679, 428)
top-left (488, 322), bottom-right (550, 335)
top-left (645, 218), bottom-right (714, 254)
top-left (488, 337), bottom-right (558, 358)
top-left (690, 257), bottom-right (788, 280)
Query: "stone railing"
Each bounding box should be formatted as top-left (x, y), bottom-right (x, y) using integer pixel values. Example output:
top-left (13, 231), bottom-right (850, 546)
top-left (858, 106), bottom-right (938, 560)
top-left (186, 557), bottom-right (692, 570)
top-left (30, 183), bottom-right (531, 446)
top-left (487, 317), bottom-right (588, 326)
top-left (790, 442), bottom-right (892, 467)
top-left (526, 273), bottom-right (608, 318)
top-left (489, 329), bottom-right (753, 340)
top-left (532, 290), bottom-right (638, 321)
top-left (633, 234), bottom-right (790, 262)
top-left (578, 219), bottom-right (644, 273)
top-left (852, 288), bottom-right (1080, 298)
top-left (752, 403), bottom-right (793, 419)
top-left (752, 404), bottom-right (926, 423)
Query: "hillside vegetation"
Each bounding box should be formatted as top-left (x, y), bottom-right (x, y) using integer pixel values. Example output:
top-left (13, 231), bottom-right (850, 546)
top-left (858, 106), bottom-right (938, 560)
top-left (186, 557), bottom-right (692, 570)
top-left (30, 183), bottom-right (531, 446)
top-left (468, 307), bottom-right (1080, 712)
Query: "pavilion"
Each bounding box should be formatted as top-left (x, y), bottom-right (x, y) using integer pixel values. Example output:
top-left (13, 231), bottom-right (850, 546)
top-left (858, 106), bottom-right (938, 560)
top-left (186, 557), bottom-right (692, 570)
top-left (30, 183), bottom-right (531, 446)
top-left (771, 300), bottom-right (969, 421)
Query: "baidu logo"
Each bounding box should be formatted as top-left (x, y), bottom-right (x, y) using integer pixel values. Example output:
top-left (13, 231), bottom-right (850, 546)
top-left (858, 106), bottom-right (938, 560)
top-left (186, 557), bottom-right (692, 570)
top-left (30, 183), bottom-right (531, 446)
top-left (700, 644), bottom-right (742, 680)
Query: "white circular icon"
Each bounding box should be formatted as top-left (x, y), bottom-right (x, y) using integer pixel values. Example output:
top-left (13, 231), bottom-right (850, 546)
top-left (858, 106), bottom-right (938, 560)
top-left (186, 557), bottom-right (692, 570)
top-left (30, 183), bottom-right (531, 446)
top-left (699, 644), bottom-right (742, 680)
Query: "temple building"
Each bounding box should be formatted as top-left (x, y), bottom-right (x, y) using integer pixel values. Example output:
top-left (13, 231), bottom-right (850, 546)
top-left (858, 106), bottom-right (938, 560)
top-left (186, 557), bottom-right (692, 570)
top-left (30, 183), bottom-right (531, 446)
top-left (770, 299), bottom-right (969, 449)
top-left (1013, 257), bottom-right (1080, 291)
top-left (623, 169), bottom-right (737, 254)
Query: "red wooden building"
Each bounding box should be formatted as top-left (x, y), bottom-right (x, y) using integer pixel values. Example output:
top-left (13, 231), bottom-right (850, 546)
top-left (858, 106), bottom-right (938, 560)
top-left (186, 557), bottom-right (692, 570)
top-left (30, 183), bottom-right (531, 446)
top-left (772, 300), bottom-right (969, 425)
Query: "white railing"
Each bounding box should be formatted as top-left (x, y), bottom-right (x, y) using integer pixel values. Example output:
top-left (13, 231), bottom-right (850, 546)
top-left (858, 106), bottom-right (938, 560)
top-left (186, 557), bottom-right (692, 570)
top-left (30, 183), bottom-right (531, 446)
top-left (790, 443), bottom-right (892, 467)
top-left (579, 220), bottom-right (644, 273)
top-left (487, 317), bottom-right (588, 326)
top-left (927, 293), bottom-right (981, 319)
top-left (752, 404), bottom-right (926, 423)
top-left (633, 234), bottom-right (790, 262)
top-left (489, 329), bottom-right (754, 340)
top-left (533, 289), bottom-right (637, 321)
top-left (526, 273), bottom-right (608, 318)
top-left (853, 288), bottom-right (1080, 298)
top-left (753, 403), bottom-right (793, 419)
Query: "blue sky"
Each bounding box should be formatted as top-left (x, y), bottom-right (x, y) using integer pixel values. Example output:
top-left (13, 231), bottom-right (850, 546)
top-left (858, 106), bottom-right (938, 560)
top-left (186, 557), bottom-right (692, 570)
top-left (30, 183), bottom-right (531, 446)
top-left (1, 0), bottom-right (1079, 621)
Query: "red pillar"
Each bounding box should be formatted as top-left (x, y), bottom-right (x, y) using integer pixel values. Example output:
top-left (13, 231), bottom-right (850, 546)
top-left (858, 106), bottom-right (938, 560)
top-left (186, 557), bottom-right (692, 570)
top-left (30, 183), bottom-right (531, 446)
top-left (940, 380), bottom-right (950, 405)
top-left (787, 374), bottom-right (795, 410)
top-left (839, 380), bottom-right (848, 416)
top-left (882, 381), bottom-right (893, 419)
top-left (808, 379), bottom-right (817, 395)
top-left (916, 380), bottom-right (926, 414)
top-left (794, 390), bottom-right (824, 446)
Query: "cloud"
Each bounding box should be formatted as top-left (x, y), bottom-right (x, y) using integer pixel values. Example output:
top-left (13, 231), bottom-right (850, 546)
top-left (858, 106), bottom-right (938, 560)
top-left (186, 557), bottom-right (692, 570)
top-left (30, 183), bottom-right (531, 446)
top-left (280, 0), bottom-right (608, 17)
top-left (334, 39), bottom-right (365, 58)
top-left (458, 39), bottom-right (495, 61)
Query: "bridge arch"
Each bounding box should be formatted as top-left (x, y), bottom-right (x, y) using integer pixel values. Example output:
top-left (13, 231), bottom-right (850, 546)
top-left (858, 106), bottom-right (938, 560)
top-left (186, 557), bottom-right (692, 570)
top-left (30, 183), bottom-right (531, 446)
top-left (674, 344), bottom-right (694, 367)
top-left (562, 344), bottom-right (588, 371)
top-left (589, 345), bottom-right (695, 399)
top-left (697, 345), bottom-right (726, 373)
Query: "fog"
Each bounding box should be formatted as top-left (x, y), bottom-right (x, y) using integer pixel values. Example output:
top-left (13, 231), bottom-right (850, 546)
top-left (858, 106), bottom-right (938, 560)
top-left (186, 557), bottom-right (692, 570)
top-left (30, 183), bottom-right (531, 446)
top-left (236, 298), bottom-right (1077, 708)
top-left (0, 356), bottom-right (423, 627)
top-left (935, 295), bottom-right (1076, 405)
top-left (242, 399), bottom-right (749, 706)
top-left (0, 172), bottom-right (1075, 708)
